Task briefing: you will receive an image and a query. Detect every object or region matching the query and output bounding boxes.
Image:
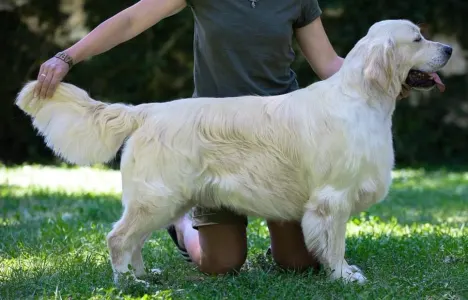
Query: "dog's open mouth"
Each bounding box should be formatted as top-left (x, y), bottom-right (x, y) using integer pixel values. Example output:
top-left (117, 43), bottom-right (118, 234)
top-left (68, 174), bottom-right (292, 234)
top-left (405, 70), bottom-right (445, 92)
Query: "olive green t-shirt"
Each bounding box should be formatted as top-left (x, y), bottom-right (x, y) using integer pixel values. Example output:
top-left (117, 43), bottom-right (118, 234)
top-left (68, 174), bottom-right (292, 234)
top-left (188, 0), bottom-right (322, 98)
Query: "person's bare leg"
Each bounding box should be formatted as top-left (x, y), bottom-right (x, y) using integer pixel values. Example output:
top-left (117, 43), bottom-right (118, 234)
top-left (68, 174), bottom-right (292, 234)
top-left (174, 214), bottom-right (247, 275)
top-left (267, 220), bottom-right (320, 272)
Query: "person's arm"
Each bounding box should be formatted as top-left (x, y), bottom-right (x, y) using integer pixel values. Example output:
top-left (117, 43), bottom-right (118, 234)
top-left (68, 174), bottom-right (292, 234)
top-left (295, 17), bottom-right (344, 80)
top-left (35, 0), bottom-right (186, 98)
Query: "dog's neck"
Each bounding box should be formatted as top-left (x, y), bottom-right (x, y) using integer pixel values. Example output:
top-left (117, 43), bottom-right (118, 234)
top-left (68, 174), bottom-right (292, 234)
top-left (337, 57), bottom-right (407, 119)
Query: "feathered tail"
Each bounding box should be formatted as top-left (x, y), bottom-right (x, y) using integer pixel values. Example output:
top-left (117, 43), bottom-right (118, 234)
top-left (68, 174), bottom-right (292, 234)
top-left (15, 81), bottom-right (144, 165)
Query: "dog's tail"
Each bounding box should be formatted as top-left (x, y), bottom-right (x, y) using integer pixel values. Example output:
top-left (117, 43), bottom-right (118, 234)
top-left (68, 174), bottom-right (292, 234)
top-left (15, 81), bottom-right (146, 166)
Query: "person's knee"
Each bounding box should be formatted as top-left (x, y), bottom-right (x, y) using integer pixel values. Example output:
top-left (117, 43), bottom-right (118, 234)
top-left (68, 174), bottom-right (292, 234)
top-left (199, 247), bottom-right (247, 275)
top-left (266, 220), bottom-right (319, 273)
top-left (196, 224), bottom-right (247, 275)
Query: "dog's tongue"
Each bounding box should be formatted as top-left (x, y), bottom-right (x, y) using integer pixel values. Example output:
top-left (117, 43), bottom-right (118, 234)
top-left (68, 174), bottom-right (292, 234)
top-left (430, 73), bottom-right (445, 92)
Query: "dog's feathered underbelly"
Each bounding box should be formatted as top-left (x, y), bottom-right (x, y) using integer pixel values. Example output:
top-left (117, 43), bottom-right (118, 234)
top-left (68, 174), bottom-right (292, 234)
top-left (192, 171), bottom-right (308, 221)
top-left (188, 149), bottom-right (309, 220)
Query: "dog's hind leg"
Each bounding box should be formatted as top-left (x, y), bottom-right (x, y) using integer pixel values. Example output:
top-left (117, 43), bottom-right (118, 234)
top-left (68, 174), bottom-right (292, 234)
top-left (131, 232), bottom-right (151, 278)
top-left (301, 188), bottom-right (367, 284)
top-left (106, 193), bottom-right (189, 287)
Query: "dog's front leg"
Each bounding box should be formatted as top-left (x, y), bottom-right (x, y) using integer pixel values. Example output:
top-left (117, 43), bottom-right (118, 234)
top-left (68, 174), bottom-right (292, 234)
top-left (301, 192), bottom-right (367, 284)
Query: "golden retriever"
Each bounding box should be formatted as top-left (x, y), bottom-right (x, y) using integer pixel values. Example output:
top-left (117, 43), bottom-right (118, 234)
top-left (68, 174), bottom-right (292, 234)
top-left (15, 19), bottom-right (452, 285)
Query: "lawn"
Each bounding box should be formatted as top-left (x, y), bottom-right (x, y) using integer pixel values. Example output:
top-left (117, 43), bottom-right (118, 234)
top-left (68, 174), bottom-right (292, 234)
top-left (0, 165), bottom-right (467, 299)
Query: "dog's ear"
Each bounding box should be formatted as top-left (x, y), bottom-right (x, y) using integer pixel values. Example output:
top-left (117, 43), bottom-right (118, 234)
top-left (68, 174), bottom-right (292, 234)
top-left (363, 38), bottom-right (396, 91)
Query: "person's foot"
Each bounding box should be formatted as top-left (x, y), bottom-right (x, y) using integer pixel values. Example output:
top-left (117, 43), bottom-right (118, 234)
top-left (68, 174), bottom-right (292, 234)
top-left (167, 216), bottom-right (192, 262)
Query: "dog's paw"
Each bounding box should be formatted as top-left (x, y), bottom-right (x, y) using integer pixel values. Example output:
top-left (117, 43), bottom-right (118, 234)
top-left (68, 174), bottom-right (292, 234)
top-left (133, 278), bottom-right (151, 289)
top-left (330, 264), bottom-right (367, 284)
top-left (150, 268), bottom-right (163, 275)
top-left (114, 271), bottom-right (151, 291)
top-left (342, 265), bottom-right (367, 284)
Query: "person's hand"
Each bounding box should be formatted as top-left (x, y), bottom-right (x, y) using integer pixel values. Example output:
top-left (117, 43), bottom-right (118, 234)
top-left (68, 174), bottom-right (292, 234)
top-left (397, 83), bottom-right (411, 100)
top-left (33, 57), bottom-right (70, 99)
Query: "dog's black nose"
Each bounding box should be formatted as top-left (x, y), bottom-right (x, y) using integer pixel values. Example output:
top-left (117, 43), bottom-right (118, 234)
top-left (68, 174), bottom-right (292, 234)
top-left (444, 46), bottom-right (453, 56)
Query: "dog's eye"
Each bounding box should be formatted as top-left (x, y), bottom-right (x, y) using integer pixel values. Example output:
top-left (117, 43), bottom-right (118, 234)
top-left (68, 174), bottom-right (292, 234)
top-left (414, 36), bottom-right (422, 42)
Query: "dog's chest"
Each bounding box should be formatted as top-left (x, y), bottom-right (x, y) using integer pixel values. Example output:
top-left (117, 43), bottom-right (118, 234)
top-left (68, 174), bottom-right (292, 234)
top-left (307, 105), bottom-right (395, 205)
top-left (343, 112), bottom-right (394, 204)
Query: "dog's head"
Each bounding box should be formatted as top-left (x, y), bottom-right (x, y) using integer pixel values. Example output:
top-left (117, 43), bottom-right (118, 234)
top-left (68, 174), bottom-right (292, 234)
top-left (348, 20), bottom-right (452, 96)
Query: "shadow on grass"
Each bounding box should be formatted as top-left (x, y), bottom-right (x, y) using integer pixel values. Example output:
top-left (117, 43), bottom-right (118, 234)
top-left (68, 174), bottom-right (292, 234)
top-left (0, 184), bottom-right (122, 260)
top-left (0, 184), bottom-right (122, 222)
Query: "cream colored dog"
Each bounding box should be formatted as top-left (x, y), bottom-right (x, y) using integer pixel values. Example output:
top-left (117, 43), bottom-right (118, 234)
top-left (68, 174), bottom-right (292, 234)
top-left (16, 20), bottom-right (452, 285)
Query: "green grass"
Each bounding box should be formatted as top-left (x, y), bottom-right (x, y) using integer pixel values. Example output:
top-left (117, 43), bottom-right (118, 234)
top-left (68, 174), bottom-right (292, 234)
top-left (0, 166), bottom-right (467, 299)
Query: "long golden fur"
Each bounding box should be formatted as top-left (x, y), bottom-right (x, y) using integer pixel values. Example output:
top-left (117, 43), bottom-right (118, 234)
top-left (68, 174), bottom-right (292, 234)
top-left (15, 20), bottom-right (452, 285)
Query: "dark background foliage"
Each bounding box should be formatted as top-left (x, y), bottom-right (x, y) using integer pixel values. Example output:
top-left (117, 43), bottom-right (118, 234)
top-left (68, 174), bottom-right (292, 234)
top-left (1, 0), bottom-right (467, 167)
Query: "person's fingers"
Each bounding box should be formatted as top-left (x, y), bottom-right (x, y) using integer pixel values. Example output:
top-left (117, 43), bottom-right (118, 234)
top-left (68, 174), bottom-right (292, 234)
top-left (34, 58), bottom-right (70, 99)
top-left (45, 68), bottom-right (64, 98)
top-left (34, 64), bottom-right (46, 98)
top-left (38, 67), bottom-right (53, 99)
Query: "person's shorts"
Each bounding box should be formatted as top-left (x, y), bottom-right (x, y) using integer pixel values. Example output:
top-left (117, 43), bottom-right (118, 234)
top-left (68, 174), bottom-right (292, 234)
top-left (191, 206), bottom-right (248, 229)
